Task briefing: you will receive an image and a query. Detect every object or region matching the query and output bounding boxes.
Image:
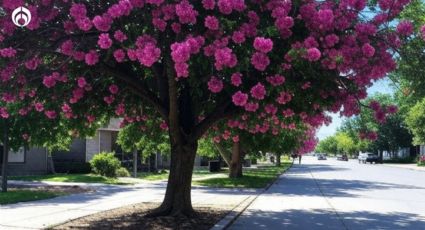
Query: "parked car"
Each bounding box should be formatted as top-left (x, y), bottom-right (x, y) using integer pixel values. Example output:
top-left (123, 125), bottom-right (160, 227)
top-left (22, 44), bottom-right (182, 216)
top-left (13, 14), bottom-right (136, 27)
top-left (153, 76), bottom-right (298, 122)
top-left (317, 154), bottom-right (327, 160)
top-left (358, 153), bottom-right (380, 164)
top-left (366, 154), bottom-right (380, 164)
top-left (337, 155), bottom-right (348, 161)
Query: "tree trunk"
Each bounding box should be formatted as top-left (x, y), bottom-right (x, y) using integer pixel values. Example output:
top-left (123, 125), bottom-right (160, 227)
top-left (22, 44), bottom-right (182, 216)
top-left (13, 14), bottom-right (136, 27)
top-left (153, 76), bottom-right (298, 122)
top-left (229, 141), bottom-right (243, 178)
top-left (276, 153), bottom-right (281, 167)
top-left (215, 143), bottom-right (231, 166)
top-left (148, 141), bottom-right (197, 217)
top-left (133, 149), bottom-right (138, 178)
top-left (1, 123), bottom-right (9, 193)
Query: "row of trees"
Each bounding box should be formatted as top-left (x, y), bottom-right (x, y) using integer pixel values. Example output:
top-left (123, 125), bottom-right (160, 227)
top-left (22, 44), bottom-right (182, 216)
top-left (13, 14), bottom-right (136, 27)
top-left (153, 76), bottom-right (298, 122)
top-left (316, 94), bottom-right (413, 157)
top-left (0, 0), bottom-right (422, 217)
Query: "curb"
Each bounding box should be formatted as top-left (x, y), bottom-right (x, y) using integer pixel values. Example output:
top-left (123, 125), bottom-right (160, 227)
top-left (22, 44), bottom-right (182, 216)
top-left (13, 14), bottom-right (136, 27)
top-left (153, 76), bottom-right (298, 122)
top-left (210, 162), bottom-right (294, 230)
top-left (381, 164), bottom-right (425, 172)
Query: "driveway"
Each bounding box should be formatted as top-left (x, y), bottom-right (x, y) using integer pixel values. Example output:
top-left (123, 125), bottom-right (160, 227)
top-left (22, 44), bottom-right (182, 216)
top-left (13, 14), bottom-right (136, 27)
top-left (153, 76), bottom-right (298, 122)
top-left (229, 156), bottom-right (425, 230)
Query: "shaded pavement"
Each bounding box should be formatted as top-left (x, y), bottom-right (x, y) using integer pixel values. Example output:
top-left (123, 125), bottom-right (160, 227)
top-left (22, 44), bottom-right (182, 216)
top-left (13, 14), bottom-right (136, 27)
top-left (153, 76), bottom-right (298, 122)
top-left (229, 156), bottom-right (425, 230)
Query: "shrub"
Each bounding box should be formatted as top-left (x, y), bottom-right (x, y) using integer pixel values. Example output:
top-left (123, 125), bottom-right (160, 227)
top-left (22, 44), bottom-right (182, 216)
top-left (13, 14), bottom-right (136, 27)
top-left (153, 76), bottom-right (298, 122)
top-left (116, 167), bottom-right (131, 177)
top-left (417, 155), bottom-right (425, 166)
top-left (89, 152), bottom-right (121, 177)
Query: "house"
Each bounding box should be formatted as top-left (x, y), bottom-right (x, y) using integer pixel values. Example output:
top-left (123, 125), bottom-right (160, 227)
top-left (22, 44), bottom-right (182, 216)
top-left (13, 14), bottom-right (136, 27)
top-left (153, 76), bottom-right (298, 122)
top-left (0, 147), bottom-right (51, 176)
top-left (1, 118), bottom-right (173, 176)
top-left (382, 146), bottom-right (422, 160)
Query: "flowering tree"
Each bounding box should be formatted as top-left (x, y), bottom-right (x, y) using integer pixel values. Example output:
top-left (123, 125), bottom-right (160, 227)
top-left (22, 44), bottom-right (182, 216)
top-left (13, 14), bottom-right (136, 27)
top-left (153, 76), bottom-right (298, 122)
top-left (0, 0), bottom-right (416, 216)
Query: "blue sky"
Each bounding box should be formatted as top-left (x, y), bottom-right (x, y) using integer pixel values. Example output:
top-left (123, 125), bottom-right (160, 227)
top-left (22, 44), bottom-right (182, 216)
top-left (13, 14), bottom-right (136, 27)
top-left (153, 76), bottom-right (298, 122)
top-left (316, 78), bottom-right (394, 140)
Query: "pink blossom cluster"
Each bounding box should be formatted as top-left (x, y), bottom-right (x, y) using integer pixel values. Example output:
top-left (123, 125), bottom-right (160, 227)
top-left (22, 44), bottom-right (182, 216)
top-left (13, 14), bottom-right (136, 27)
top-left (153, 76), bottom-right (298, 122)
top-left (231, 73), bottom-right (242, 86)
top-left (250, 83), bottom-right (266, 100)
top-left (175, 1), bottom-right (198, 24)
top-left (215, 47), bottom-right (238, 70)
top-left (171, 36), bottom-right (205, 78)
top-left (208, 76), bottom-right (224, 93)
top-left (232, 91), bottom-right (248, 106)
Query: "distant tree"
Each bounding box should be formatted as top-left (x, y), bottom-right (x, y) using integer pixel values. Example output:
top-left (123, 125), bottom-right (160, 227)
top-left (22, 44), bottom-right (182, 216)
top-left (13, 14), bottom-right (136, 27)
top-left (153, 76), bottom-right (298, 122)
top-left (406, 98), bottom-right (425, 145)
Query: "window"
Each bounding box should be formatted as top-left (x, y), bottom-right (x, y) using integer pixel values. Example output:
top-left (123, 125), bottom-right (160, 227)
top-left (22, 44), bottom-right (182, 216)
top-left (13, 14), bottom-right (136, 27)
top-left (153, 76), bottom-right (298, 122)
top-left (8, 147), bottom-right (25, 163)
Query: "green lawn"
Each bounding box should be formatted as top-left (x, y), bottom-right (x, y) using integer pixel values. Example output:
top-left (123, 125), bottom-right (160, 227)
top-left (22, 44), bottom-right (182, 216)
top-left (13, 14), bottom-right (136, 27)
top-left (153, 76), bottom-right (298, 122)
top-left (193, 162), bottom-right (292, 188)
top-left (137, 170), bottom-right (169, 181)
top-left (0, 190), bottom-right (65, 205)
top-left (11, 174), bottom-right (131, 185)
top-left (137, 168), bottom-right (228, 181)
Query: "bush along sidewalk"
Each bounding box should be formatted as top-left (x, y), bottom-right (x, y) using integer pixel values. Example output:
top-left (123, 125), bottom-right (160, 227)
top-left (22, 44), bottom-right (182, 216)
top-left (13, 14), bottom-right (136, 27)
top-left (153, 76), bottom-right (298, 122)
top-left (417, 155), bottom-right (425, 167)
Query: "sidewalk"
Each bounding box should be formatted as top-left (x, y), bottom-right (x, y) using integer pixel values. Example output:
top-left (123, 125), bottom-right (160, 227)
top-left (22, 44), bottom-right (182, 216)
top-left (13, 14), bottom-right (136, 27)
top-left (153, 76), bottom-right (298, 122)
top-left (228, 163), bottom-right (346, 230)
top-left (382, 163), bottom-right (425, 171)
top-left (0, 181), bottom-right (259, 229)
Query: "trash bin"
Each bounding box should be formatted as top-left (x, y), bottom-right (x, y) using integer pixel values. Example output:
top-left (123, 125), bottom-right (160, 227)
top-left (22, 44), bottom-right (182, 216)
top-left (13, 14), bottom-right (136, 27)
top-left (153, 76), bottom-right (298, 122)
top-left (243, 159), bottom-right (251, 167)
top-left (209, 160), bottom-right (221, 172)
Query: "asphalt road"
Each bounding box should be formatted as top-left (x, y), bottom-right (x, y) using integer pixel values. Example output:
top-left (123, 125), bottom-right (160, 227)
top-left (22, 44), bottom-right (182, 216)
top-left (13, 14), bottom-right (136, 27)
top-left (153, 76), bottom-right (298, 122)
top-left (229, 156), bottom-right (425, 230)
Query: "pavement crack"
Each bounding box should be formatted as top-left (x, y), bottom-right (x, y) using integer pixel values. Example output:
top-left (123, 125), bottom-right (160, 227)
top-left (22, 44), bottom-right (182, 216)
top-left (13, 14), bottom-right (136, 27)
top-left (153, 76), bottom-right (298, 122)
top-left (308, 166), bottom-right (350, 230)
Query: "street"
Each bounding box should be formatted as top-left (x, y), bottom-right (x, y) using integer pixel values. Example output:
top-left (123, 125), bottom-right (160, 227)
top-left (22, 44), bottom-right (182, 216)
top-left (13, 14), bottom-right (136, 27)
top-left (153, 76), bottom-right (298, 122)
top-left (229, 156), bottom-right (425, 230)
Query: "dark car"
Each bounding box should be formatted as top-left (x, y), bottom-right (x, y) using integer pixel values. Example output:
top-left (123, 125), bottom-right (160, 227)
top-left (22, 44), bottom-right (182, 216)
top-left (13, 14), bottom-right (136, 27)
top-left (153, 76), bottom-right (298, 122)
top-left (337, 155), bottom-right (348, 161)
top-left (317, 154), bottom-right (327, 160)
top-left (365, 154), bottom-right (380, 164)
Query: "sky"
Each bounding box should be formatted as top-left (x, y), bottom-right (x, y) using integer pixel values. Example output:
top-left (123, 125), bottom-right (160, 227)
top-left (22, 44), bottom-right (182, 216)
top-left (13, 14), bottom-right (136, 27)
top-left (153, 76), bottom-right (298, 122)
top-left (316, 78), bottom-right (395, 140)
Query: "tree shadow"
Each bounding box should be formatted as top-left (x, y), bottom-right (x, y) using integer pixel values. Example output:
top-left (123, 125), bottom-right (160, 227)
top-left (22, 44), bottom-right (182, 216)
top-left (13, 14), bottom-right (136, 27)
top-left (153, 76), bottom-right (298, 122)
top-left (230, 209), bottom-right (425, 230)
top-left (269, 175), bottom-right (424, 198)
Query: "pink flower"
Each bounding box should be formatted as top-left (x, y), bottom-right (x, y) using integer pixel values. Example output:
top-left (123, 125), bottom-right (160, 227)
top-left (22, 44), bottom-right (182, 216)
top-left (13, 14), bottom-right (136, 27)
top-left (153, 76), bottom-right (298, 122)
top-left (85, 50), bottom-right (99, 65)
top-left (231, 72), bottom-right (242, 86)
top-left (362, 43), bottom-right (375, 57)
top-left (92, 14), bottom-right (112, 32)
top-left (232, 91), bottom-right (248, 106)
top-left (175, 1), bottom-right (198, 24)
top-left (214, 48), bottom-right (237, 70)
top-left (34, 102), bottom-right (44, 112)
top-left (160, 121), bottom-right (169, 130)
top-left (387, 105), bottom-right (398, 114)
top-left (98, 33), bottom-right (113, 49)
top-left (232, 31), bottom-right (246, 44)
top-left (251, 52), bottom-right (270, 71)
top-left (208, 76), bottom-right (224, 93)
top-left (61, 103), bottom-right (72, 113)
top-left (114, 49), bottom-right (126, 62)
top-left (77, 77), bottom-right (87, 88)
top-left (245, 102), bottom-right (259, 112)
top-left (104, 95), bottom-right (115, 104)
top-left (45, 110), bottom-right (57, 119)
top-left (114, 30), bottom-right (128, 42)
top-left (109, 84), bottom-right (119, 94)
top-left (306, 48), bottom-right (321, 61)
top-left (205, 16), bottom-right (219, 30)
top-left (25, 57), bottom-right (41, 70)
top-left (202, 0), bottom-right (215, 9)
top-left (0, 108), bottom-right (9, 119)
top-left (43, 75), bottom-right (57, 88)
top-left (253, 37), bottom-right (273, 53)
top-left (396, 21), bottom-right (413, 36)
top-left (266, 75), bottom-right (285, 86)
top-left (70, 3), bottom-right (87, 20)
top-left (250, 83), bottom-right (266, 100)
top-left (232, 135), bottom-right (239, 143)
top-left (0, 47), bottom-right (17, 58)
top-left (136, 44), bottom-right (161, 67)
top-left (317, 9), bottom-right (334, 27)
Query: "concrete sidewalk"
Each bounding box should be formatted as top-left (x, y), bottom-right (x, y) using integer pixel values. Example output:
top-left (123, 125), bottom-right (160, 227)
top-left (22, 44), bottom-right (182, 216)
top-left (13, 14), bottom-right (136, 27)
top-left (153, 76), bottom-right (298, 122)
top-left (228, 163), bottom-right (345, 230)
top-left (382, 163), bottom-right (425, 171)
top-left (0, 181), bottom-right (259, 229)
